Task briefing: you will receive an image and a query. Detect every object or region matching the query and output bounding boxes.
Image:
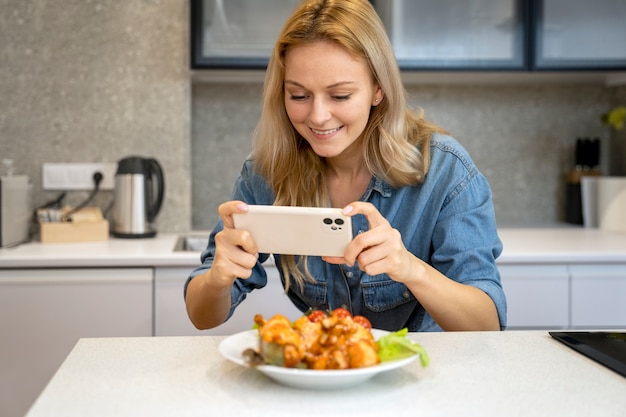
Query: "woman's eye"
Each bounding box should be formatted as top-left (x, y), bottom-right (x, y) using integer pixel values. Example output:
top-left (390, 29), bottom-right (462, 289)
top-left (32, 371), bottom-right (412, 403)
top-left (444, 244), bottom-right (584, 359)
top-left (288, 93), bottom-right (351, 101)
top-left (289, 94), bottom-right (307, 101)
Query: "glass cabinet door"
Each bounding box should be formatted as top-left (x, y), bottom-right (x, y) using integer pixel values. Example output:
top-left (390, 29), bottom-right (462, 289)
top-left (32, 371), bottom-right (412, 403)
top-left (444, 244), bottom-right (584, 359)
top-left (533, 0), bottom-right (626, 69)
top-left (373, 0), bottom-right (527, 70)
top-left (191, 0), bottom-right (301, 69)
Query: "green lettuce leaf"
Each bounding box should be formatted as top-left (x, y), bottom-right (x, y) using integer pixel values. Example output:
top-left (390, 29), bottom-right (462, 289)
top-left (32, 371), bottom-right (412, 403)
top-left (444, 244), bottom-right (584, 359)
top-left (376, 328), bottom-right (430, 367)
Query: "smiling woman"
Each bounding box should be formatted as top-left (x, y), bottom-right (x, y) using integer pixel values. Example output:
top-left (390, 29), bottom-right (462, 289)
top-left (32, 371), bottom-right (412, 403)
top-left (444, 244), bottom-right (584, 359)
top-left (282, 41), bottom-right (382, 208)
top-left (185, 0), bottom-right (506, 334)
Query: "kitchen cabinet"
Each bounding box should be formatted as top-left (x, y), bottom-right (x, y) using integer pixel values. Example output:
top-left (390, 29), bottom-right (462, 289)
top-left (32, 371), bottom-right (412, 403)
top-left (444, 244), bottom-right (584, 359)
top-left (499, 262), bottom-right (626, 329)
top-left (374, 0), bottom-right (527, 70)
top-left (154, 262), bottom-right (302, 336)
top-left (532, 0), bottom-right (626, 69)
top-left (154, 266), bottom-right (208, 336)
top-left (499, 264), bottom-right (569, 329)
top-left (190, 0), bottom-right (301, 69)
top-left (0, 268), bottom-right (152, 417)
top-left (191, 0), bottom-right (626, 73)
top-left (570, 264), bottom-right (626, 328)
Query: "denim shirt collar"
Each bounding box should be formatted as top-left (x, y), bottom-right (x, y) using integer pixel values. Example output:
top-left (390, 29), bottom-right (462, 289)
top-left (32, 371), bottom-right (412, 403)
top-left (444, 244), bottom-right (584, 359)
top-left (364, 175), bottom-right (393, 200)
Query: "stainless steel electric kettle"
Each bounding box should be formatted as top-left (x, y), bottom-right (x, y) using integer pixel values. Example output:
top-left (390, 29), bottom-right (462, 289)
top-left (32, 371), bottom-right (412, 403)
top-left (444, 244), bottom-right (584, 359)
top-left (112, 156), bottom-right (165, 238)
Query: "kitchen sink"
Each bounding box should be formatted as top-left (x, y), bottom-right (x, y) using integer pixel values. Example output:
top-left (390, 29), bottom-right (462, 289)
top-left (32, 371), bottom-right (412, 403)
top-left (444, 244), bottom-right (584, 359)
top-left (173, 235), bottom-right (210, 252)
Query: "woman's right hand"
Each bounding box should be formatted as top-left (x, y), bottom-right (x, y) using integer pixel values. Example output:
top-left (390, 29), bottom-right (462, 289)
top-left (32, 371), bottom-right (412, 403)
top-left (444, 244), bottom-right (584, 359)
top-left (210, 200), bottom-right (260, 286)
top-left (186, 200), bottom-right (259, 330)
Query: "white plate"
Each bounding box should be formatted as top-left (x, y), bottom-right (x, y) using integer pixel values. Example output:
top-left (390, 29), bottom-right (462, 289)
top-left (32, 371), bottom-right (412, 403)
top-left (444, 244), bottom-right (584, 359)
top-left (218, 329), bottom-right (419, 390)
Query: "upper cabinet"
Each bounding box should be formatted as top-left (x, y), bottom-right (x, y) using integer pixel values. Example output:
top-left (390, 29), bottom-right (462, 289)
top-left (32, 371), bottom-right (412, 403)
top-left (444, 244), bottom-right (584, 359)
top-left (532, 0), bottom-right (626, 70)
top-left (190, 0), bottom-right (301, 69)
top-left (373, 0), bottom-right (527, 70)
top-left (190, 0), bottom-right (626, 73)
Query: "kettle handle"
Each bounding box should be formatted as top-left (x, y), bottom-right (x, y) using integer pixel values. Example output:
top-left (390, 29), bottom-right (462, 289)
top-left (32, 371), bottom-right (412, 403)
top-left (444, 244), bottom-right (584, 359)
top-left (145, 158), bottom-right (165, 222)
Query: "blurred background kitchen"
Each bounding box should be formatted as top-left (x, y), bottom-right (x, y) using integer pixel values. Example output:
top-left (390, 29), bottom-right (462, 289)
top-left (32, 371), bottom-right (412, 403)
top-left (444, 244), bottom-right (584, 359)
top-left (1, 1), bottom-right (626, 235)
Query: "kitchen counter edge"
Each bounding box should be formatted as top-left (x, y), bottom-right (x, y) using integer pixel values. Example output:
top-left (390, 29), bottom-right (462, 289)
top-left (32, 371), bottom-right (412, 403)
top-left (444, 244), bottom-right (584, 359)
top-left (2, 228), bottom-right (626, 269)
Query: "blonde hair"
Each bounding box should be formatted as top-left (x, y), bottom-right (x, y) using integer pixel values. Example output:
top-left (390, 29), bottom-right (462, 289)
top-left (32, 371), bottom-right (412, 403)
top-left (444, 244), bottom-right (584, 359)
top-left (252, 0), bottom-right (446, 289)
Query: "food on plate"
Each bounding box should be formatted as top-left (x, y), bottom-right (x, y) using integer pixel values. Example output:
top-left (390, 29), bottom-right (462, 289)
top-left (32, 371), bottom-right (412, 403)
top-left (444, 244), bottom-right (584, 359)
top-left (243, 309), bottom-right (429, 370)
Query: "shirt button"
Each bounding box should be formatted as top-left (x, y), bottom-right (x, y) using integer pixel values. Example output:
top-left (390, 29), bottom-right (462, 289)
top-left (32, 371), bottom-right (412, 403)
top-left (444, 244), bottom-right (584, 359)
top-left (345, 271), bottom-right (354, 278)
top-left (403, 290), bottom-right (411, 299)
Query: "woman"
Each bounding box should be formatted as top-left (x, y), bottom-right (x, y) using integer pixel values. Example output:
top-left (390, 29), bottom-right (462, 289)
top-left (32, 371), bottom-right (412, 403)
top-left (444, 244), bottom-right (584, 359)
top-left (185, 0), bottom-right (506, 332)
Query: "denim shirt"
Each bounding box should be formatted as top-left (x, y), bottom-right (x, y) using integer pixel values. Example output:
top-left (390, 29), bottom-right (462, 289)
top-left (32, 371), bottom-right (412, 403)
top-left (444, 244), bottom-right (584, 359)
top-left (186, 133), bottom-right (507, 332)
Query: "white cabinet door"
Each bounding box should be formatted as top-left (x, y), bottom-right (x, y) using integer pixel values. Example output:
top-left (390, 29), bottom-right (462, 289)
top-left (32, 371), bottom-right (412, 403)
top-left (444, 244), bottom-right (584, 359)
top-left (499, 264), bottom-right (570, 329)
top-left (154, 266), bottom-right (209, 336)
top-left (570, 264), bottom-right (626, 328)
top-left (155, 264), bottom-right (301, 336)
top-left (0, 268), bottom-right (152, 417)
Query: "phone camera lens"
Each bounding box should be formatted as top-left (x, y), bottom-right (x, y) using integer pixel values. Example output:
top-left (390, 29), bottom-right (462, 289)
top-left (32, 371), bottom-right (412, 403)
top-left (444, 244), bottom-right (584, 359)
top-left (334, 218), bottom-right (344, 225)
top-left (323, 218), bottom-right (333, 225)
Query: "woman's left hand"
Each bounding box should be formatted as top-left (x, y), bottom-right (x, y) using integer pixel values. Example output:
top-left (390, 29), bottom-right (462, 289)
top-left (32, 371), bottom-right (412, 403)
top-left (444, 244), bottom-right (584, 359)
top-left (323, 201), bottom-right (417, 283)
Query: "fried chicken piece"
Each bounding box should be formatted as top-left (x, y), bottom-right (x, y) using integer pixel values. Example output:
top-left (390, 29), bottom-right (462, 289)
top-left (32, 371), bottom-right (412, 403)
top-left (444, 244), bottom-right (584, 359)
top-left (347, 339), bottom-right (379, 368)
top-left (293, 315), bottom-right (323, 355)
top-left (328, 348), bottom-right (350, 370)
top-left (257, 314), bottom-right (298, 347)
top-left (281, 344), bottom-right (302, 368)
top-left (257, 314), bottom-right (304, 367)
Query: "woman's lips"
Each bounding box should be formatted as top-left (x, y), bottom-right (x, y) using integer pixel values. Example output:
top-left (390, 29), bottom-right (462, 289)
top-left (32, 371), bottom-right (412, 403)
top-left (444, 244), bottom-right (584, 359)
top-left (310, 126), bottom-right (342, 136)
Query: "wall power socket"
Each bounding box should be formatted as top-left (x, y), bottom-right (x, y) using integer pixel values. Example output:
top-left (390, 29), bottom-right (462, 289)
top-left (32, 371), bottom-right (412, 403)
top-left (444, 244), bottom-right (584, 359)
top-left (42, 162), bottom-right (117, 191)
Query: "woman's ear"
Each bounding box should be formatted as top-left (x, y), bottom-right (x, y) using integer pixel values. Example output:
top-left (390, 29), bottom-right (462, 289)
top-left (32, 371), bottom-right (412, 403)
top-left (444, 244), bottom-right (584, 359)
top-left (372, 87), bottom-right (384, 106)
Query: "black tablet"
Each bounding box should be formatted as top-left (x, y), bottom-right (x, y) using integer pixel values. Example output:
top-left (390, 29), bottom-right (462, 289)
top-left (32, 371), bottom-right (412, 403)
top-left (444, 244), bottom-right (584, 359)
top-left (549, 331), bottom-right (626, 378)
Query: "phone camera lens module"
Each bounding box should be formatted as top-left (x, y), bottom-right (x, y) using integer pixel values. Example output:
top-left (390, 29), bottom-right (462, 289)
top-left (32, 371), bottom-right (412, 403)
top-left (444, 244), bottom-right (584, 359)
top-left (323, 218), bottom-right (333, 225)
top-left (334, 218), bottom-right (344, 225)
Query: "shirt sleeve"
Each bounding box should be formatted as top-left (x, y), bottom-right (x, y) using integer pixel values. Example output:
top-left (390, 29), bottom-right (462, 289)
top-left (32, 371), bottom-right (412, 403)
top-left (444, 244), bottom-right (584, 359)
top-left (430, 166), bottom-right (507, 330)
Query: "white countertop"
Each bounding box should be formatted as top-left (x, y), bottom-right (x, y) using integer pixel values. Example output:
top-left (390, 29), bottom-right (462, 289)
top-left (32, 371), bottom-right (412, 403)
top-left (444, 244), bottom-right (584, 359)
top-left (25, 331), bottom-right (626, 417)
top-left (497, 227), bottom-right (626, 263)
top-left (0, 233), bottom-right (200, 268)
top-left (2, 228), bottom-right (626, 269)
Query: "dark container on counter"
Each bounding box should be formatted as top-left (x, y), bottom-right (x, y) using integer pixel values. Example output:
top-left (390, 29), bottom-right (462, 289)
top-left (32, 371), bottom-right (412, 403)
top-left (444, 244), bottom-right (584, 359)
top-left (566, 170), bottom-right (601, 225)
top-left (566, 138), bottom-right (601, 225)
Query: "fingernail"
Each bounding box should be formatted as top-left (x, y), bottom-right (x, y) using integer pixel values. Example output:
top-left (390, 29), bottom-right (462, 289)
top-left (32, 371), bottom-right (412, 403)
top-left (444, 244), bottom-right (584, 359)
top-left (343, 205), bottom-right (354, 214)
top-left (237, 203), bottom-right (248, 212)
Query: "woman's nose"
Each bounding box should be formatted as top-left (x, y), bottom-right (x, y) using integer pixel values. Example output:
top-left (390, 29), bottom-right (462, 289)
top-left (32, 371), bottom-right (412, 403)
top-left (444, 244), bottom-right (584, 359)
top-left (309, 98), bottom-right (332, 125)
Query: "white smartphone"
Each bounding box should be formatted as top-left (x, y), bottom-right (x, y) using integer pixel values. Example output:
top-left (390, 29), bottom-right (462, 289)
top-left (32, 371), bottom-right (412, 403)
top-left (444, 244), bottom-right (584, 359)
top-left (232, 205), bottom-right (353, 257)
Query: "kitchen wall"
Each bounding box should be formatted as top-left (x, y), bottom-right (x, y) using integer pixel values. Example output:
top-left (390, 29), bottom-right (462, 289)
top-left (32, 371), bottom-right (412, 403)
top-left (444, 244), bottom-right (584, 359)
top-left (0, 0), bottom-right (191, 233)
top-left (1, 0), bottom-right (624, 235)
